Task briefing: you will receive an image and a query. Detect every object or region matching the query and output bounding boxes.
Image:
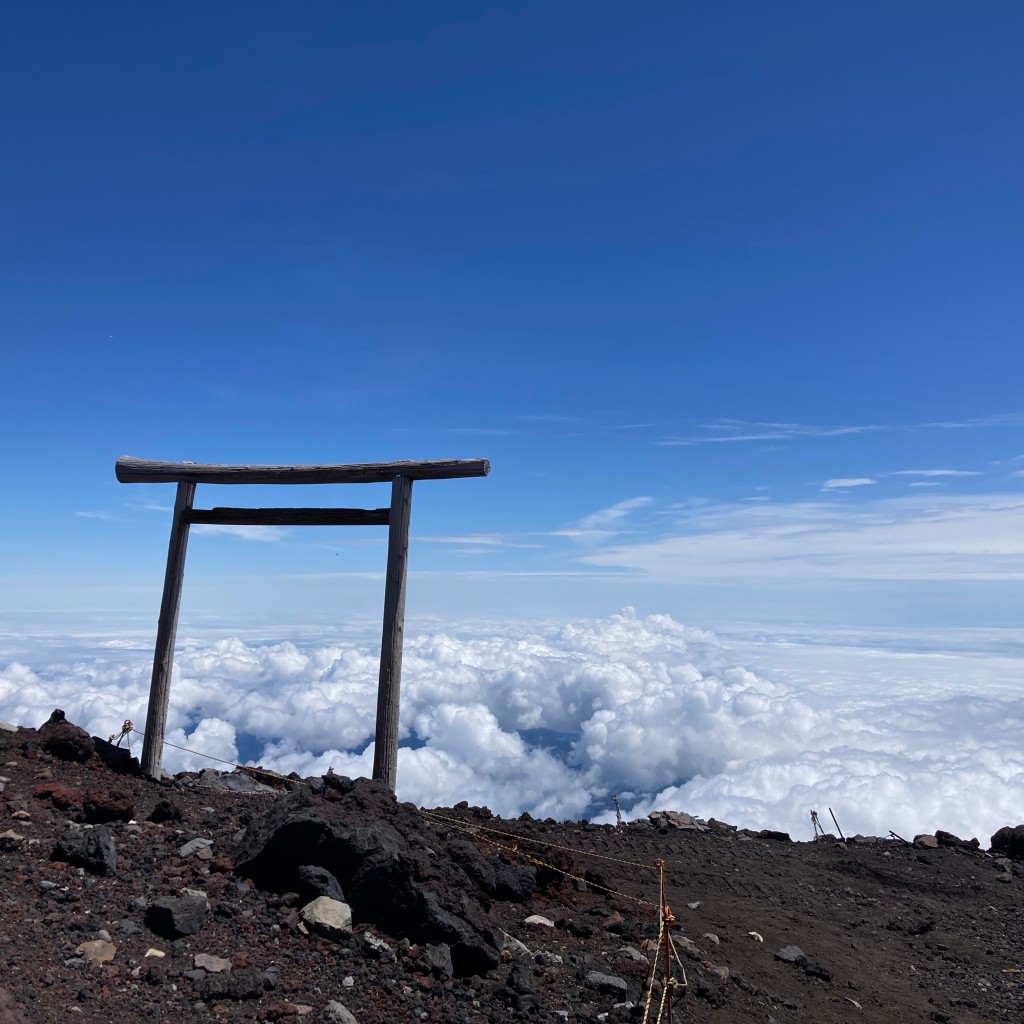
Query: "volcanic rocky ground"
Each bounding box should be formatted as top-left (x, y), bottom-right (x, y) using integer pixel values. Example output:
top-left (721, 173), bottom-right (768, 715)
top-left (1, 713), bottom-right (1023, 1024)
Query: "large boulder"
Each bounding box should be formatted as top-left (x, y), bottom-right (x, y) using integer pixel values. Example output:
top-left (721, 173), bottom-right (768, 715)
top-left (38, 710), bottom-right (94, 763)
top-left (146, 894), bottom-right (208, 937)
top-left (83, 789), bottom-right (134, 824)
top-left (234, 780), bottom-right (503, 976)
top-left (991, 824), bottom-right (1024, 860)
top-left (52, 826), bottom-right (117, 875)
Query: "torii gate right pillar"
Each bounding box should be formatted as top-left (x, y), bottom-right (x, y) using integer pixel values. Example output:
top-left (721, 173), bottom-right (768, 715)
top-left (373, 474), bottom-right (413, 790)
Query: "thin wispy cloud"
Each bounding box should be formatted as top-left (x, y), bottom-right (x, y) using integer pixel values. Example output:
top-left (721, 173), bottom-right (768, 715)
top-left (75, 510), bottom-right (116, 521)
top-left (415, 533), bottom-right (540, 549)
top-left (658, 420), bottom-right (884, 446)
top-left (578, 496), bottom-right (653, 530)
top-left (191, 524), bottom-right (289, 542)
top-left (821, 477), bottom-right (876, 491)
top-left (581, 493), bottom-right (1024, 581)
top-left (889, 469), bottom-right (981, 478)
top-left (925, 413), bottom-right (1024, 430)
top-left (391, 426), bottom-right (516, 436)
top-left (658, 414), bottom-right (1024, 447)
top-left (517, 414), bottom-right (579, 423)
top-left (127, 501), bottom-right (174, 514)
top-left (551, 496), bottom-right (654, 543)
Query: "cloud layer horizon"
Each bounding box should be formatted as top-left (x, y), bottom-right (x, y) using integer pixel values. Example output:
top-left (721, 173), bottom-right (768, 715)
top-left (2, 610), bottom-right (1022, 845)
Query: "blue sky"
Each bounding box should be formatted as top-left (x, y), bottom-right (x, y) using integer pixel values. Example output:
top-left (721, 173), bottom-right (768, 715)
top-left (3, 1), bottom-right (1023, 633)
top-left (3, 3), bottom-right (1024, 839)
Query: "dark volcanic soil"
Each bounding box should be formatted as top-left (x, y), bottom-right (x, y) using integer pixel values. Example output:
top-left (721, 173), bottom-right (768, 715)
top-left (1, 715), bottom-right (1023, 1024)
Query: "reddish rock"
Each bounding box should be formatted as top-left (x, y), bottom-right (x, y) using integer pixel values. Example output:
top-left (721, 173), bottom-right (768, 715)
top-left (208, 851), bottom-right (234, 874)
top-left (261, 1000), bottom-right (301, 1020)
top-left (32, 782), bottom-right (85, 812)
top-left (83, 789), bottom-right (134, 824)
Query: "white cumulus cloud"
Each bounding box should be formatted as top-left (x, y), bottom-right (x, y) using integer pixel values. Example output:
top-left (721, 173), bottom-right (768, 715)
top-left (2, 611), bottom-right (1023, 844)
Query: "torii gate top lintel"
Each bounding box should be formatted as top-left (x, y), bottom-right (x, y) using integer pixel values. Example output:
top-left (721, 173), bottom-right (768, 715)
top-left (115, 455), bottom-right (490, 485)
top-left (116, 454), bottom-right (490, 789)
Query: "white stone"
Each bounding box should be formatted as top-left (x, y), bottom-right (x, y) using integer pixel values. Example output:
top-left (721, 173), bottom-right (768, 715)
top-left (499, 931), bottom-right (532, 957)
top-left (363, 932), bottom-right (396, 962)
top-left (524, 914), bottom-right (555, 928)
top-left (194, 953), bottom-right (232, 973)
top-left (300, 896), bottom-right (352, 939)
top-left (324, 1001), bottom-right (358, 1023)
top-left (76, 940), bottom-right (115, 965)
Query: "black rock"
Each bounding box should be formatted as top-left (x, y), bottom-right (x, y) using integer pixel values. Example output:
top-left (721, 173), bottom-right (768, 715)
top-left (91, 737), bottom-right (141, 775)
top-left (148, 799), bottom-right (183, 824)
top-left (191, 968), bottom-right (269, 1001)
top-left (322, 772), bottom-right (358, 795)
top-left (447, 840), bottom-right (496, 895)
top-left (990, 824), bottom-right (1024, 860)
top-left (234, 787), bottom-right (499, 978)
top-left (692, 976), bottom-right (726, 1007)
top-left (774, 944), bottom-right (831, 982)
top-left (584, 971), bottom-right (628, 996)
top-left (38, 711), bottom-right (95, 764)
top-left (424, 943), bottom-right (454, 979)
top-left (493, 860), bottom-right (537, 902)
top-left (52, 827), bottom-right (117, 875)
top-left (506, 963), bottom-right (535, 995)
top-left (145, 894), bottom-right (208, 938)
top-left (297, 864), bottom-right (345, 903)
top-left (936, 829), bottom-right (979, 850)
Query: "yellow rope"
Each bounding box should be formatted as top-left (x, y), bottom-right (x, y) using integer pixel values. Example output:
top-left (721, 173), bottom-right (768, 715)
top-left (641, 909), bottom-right (665, 1024)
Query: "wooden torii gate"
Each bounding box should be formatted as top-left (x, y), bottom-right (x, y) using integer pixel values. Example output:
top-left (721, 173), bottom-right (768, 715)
top-left (115, 456), bottom-right (490, 787)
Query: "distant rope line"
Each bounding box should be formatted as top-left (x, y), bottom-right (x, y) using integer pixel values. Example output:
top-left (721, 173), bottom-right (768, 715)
top-left (125, 720), bottom-right (671, 894)
top-left (420, 807), bottom-right (659, 872)
top-left (421, 807), bottom-right (659, 910)
top-left (125, 724), bottom-right (292, 787)
top-left (122, 718), bottom-right (687, 1013)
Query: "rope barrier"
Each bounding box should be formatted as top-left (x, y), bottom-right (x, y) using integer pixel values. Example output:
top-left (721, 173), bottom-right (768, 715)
top-left (421, 808), bottom-right (660, 873)
top-left (421, 808), bottom-right (659, 910)
top-left (129, 726), bottom-right (292, 787)
top-left (122, 720), bottom-right (693, 1017)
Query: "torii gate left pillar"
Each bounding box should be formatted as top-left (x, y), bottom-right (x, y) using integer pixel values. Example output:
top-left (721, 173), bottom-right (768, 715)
top-left (115, 456), bottom-right (490, 788)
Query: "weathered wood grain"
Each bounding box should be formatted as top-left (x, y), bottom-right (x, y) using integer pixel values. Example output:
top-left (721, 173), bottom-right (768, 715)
top-left (141, 481), bottom-right (195, 779)
top-left (116, 456), bottom-right (489, 485)
top-left (373, 475), bottom-right (414, 791)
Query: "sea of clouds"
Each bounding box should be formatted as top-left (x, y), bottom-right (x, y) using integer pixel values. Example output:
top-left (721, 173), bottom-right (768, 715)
top-left (2, 609), bottom-right (1023, 844)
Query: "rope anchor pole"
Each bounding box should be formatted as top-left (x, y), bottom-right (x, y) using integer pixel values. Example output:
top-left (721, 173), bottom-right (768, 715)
top-left (108, 719), bottom-right (134, 753)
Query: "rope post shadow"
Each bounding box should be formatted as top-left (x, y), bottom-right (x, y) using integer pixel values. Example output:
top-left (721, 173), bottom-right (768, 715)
top-left (116, 456), bottom-right (489, 782)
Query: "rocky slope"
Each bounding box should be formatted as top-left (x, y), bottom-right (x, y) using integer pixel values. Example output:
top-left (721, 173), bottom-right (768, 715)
top-left (1, 712), bottom-right (1023, 1023)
